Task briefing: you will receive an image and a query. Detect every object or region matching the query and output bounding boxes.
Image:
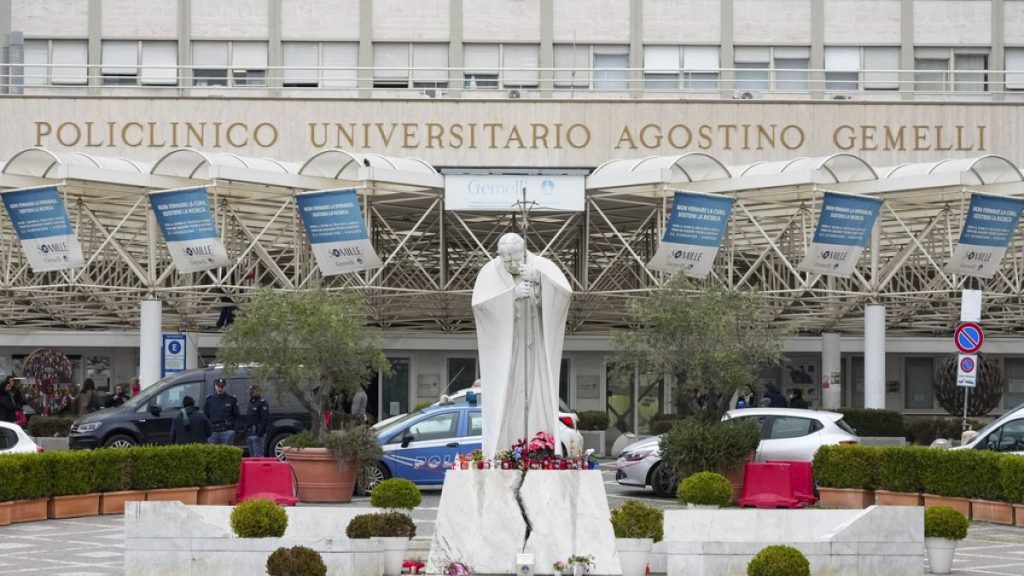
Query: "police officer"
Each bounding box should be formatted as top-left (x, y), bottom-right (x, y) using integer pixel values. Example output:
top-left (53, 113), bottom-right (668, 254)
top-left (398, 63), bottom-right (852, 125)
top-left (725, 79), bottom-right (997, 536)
top-left (204, 378), bottom-right (240, 445)
top-left (245, 384), bottom-right (270, 458)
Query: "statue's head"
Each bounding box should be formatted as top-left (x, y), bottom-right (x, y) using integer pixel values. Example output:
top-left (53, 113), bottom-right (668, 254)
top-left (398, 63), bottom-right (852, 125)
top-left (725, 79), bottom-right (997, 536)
top-left (497, 233), bottom-right (526, 275)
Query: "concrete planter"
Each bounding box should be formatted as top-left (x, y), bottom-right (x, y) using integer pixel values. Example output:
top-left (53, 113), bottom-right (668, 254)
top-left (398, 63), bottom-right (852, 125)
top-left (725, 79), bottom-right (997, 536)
top-left (924, 537), bottom-right (957, 574)
top-left (198, 484), bottom-right (238, 506)
top-left (616, 537), bottom-right (653, 576)
top-left (875, 490), bottom-right (924, 507)
top-left (147, 487), bottom-right (199, 505)
top-left (380, 537), bottom-right (410, 576)
top-left (11, 498), bottom-right (48, 523)
top-left (971, 499), bottom-right (1013, 525)
top-left (48, 493), bottom-right (100, 519)
top-left (817, 487), bottom-right (874, 509)
top-left (100, 490), bottom-right (147, 515)
top-left (0, 501), bottom-right (11, 526)
top-left (923, 494), bottom-right (972, 519)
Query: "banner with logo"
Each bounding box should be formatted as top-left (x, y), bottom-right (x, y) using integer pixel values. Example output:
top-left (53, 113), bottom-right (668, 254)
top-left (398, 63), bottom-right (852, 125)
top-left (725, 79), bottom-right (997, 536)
top-left (799, 191), bottom-right (882, 277)
top-left (648, 191), bottom-right (734, 278)
top-left (296, 189), bottom-right (382, 275)
top-left (1, 186), bottom-right (85, 272)
top-left (149, 187), bottom-right (230, 273)
top-left (444, 175), bottom-right (585, 212)
top-left (946, 192), bottom-right (1024, 279)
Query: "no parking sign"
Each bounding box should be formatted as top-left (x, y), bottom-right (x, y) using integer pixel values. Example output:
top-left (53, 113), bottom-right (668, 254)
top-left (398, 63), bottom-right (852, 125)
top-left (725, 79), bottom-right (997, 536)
top-left (957, 354), bottom-right (977, 388)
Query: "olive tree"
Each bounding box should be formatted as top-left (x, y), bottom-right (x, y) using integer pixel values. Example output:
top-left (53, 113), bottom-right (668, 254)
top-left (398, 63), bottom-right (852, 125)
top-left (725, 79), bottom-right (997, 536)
top-left (612, 276), bottom-right (786, 422)
top-left (217, 288), bottom-right (389, 441)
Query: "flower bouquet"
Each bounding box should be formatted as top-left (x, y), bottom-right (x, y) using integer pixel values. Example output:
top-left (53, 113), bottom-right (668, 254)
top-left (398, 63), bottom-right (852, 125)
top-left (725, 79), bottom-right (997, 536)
top-left (553, 554), bottom-right (595, 575)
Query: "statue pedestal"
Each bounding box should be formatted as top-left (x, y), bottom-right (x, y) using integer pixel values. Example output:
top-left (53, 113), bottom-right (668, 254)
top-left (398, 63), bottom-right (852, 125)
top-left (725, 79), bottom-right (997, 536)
top-left (427, 469), bottom-right (621, 575)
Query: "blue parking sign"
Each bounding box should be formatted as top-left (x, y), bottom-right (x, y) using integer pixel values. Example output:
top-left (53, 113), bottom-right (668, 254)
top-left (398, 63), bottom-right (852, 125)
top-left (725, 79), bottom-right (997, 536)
top-left (162, 334), bottom-right (187, 377)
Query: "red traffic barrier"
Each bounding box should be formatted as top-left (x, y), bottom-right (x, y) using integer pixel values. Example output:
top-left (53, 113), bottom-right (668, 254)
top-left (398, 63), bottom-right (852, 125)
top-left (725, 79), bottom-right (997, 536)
top-left (235, 457), bottom-right (298, 506)
top-left (736, 462), bottom-right (806, 509)
top-left (765, 460), bottom-right (817, 505)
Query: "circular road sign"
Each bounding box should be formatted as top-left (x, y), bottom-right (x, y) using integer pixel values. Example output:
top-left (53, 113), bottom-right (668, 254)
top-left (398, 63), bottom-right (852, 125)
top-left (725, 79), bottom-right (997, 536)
top-left (960, 356), bottom-right (976, 374)
top-left (954, 322), bottom-right (984, 354)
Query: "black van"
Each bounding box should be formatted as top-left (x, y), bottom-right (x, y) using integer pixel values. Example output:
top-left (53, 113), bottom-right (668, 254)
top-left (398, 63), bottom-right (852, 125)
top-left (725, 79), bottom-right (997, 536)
top-left (68, 367), bottom-right (310, 459)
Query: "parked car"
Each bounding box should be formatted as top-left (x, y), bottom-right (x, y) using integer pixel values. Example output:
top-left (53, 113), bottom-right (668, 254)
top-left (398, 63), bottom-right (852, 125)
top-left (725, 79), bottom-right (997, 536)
top-left (0, 421), bottom-right (43, 454)
top-left (614, 407), bottom-right (861, 497)
top-left (68, 367), bottom-right (311, 460)
top-left (371, 403), bottom-right (481, 487)
top-left (959, 402), bottom-right (1024, 453)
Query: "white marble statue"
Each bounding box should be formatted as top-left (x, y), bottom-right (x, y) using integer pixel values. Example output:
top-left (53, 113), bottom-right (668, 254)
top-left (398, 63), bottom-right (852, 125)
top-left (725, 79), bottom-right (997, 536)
top-left (472, 232), bottom-right (572, 458)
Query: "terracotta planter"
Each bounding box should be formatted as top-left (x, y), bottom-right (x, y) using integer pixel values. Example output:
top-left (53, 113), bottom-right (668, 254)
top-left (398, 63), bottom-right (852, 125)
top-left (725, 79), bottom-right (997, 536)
top-left (286, 447), bottom-right (357, 503)
top-left (100, 490), bottom-right (147, 515)
top-left (818, 487), bottom-right (874, 509)
top-left (875, 489), bottom-right (924, 507)
top-left (1013, 504), bottom-right (1024, 527)
top-left (48, 494), bottom-right (100, 519)
top-left (197, 484), bottom-right (238, 506)
top-left (11, 498), bottom-right (48, 523)
top-left (924, 494), bottom-right (972, 519)
top-left (971, 499), bottom-right (1013, 525)
top-left (0, 501), bottom-right (11, 526)
top-left (146, 487), bottom-right (199, 505)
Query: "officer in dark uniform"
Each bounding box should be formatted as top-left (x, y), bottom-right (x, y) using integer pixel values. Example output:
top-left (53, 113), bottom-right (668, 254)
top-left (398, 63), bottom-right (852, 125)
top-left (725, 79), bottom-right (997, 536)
top-left (203, 378), bottom-right (240, 445)
top-left (245, 384), bottom-right (270, 458)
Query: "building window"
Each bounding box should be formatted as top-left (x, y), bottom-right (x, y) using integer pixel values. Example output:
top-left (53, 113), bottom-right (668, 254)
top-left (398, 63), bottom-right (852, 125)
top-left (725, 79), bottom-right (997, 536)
top-left (905, 357), bottom-right (934, 410)
top-left (192, 41), bottom-right (267, 87)
top-left (914, 48), bottom-right (988, 93)
top-left (1007, 48), bottom-right (1024, 90)
top-left (1005, 358), bottom-right (1024, 408)
top-left (554, 44), bottom-right (590, 89)
top-left (643, 45), bottom-right (719, 91)
top-left (555, 44), bottom-right (630, 91)
top-left (100, 40), bottom-right (177, 86)
top-left (446, 357), bottom-right (477, 394)
top-left (282, 41), bottom-right (358, 88)
top-left (23, 39), bottom-right (88, 86)
top-left (825, 47), bottom-right (899, 92)
top-left (373, 43), bottom-right (448, 89)
top-left (593, 46), bottom-right (629, 91)
top-left (735, 46), bottom-right (808, 93)
top-left (464, 43), bottom-right (538, 89)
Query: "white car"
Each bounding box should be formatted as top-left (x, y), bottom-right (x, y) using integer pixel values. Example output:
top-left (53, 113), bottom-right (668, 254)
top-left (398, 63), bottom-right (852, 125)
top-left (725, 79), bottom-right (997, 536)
top-left (959, 402), bottom-right (1024, 453)
top-left (0, 421), bottom-right (44, 454)
top-left (614, 407), bottom-right (860, 497)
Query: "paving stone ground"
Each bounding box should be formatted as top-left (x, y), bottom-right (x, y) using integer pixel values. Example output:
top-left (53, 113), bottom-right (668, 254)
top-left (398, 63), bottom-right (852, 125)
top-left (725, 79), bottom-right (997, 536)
top-left (1, 468), bottom-right (1022, 575)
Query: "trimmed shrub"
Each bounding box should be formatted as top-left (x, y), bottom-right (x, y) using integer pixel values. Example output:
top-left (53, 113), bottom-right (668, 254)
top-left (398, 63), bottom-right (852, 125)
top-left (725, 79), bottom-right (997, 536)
top-left (924, 506), bottom-right (969, 541)
top-left (838, 408), bottom-right (905, 437)
top-left (877, 446), bottom-right (929, 493)
top-left (812, 445), bottom-right (878, 490)
top-left (130, 445), bottom-right (205, 490)
top-left (677, 471), bottom-right (733, 506)
top-left (577, 411), bottom-right (610, 431)
top-left (6, 453), bottom-right (52, 500)
top-left (370, 478), bottom-right (421, 510)
top-left (345, 513), bottom-right (376, 539)
top-left (91, 448), bottom-right (133, 493)
top-left (922, 449), bottom-right (1004, 501)
top-left (26, 416), bottom-right (75, 437)
top-left (231, 498), bottom-right (288, 538)
top-left (0, 455), bottom-right (25, 501)
top-left (747, 545), bottom-right (810, 576)
top-left (49, 451), bottom-right (97, 496)
top-left (202, 445), bottom-right (243, 486)
top-left (609, 500), bottom-right (663, 542)
top-left (998, 456), bottom-right (1024, 504)
top-left (904, 417), bottom-right (980, 446)
top-left (267, 546), bottom-right (327, 576)
top-left (649, 414), bottom-right (683, 435)
top-left (345, 512), bottom-right (416, 538)
top-left (659, 418), bottom-right (759, 478)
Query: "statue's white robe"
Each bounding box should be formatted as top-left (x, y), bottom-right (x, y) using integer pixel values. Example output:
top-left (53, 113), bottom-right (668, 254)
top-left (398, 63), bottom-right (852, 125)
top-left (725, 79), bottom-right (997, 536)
top-left (472, 252), bottom-right (572, 458)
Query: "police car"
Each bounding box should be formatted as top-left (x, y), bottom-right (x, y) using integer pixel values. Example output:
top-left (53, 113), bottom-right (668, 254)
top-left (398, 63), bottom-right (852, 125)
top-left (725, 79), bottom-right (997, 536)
top-left (370, 403), bottom-right (482, 487)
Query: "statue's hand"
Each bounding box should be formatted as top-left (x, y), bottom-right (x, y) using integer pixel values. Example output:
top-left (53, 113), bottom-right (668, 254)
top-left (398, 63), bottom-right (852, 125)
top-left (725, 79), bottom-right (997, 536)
top-left (519, 264), bottom-right (540, 283)
top-left (515, 281), bottom-right (534, 299)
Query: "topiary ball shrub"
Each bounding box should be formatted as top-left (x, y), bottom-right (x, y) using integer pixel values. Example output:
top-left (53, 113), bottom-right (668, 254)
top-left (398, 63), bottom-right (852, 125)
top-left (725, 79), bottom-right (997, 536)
top-left (677, 471), bottom-right (733, 506)
top-left (924, 506), bottom-right (969, 541)
top-left (345, 511), bottom-right (417, 539)
top-left (266, 545), bottom-right (327, 576)
top-left (577, 411), bottom-right (611, 431)
top-left (230, 498), bottom-right (288, 538)
top-left (609, 499), bottom-right (663, 542)
top-left (747, 545), bottom-right (810, 576)
top-left (370, 478), bottom-right (422, 510)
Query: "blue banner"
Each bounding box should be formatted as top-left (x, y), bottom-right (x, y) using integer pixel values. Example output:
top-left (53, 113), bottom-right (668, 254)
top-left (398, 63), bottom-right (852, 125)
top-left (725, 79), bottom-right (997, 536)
top-left (1, 186), bottom-right (85, 272)
top-left (149, 187), bottom-right (229, 273)
top-left (296, 189), bottom-right (382, 275)
top-left (947, 193), bottom-right (1024, 278)
top-left (648, 192), bottom-right (734, 277)
top-left (800, 192), bottom-right (882, 277)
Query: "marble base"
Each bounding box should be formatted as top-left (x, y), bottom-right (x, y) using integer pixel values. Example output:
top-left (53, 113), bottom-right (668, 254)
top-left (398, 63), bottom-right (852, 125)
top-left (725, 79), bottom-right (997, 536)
top-left (662, 506), bottom-right (923, 576)
top-left (427, 469), bottom-right (621, 575)
top-left (124, 501), bottom-right (385, 576)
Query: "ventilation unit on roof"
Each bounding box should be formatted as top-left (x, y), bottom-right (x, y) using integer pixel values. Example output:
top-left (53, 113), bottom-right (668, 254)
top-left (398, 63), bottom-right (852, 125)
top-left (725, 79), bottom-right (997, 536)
top-left (508, 89), bottom-right (521, 99)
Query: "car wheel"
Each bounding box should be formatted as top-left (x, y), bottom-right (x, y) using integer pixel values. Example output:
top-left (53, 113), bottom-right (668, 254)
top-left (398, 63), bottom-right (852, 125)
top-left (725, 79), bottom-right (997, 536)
top-left (649, 462), bottom-right (678, 498)
top-left (104, 434), bottom-right (137, 449)
top-left (364, 462), bottom-right (391, 494)
top-left (270, 432), bottom-right (293, 461)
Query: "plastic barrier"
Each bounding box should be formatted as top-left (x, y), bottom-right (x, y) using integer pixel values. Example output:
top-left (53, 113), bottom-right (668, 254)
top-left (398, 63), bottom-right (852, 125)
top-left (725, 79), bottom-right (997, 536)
top-left (736, 462), bottom-right (806, 509)
top-left (235, 457), bottom-right (298, 506)
top-left (765, 460), bottom-right (816, 505)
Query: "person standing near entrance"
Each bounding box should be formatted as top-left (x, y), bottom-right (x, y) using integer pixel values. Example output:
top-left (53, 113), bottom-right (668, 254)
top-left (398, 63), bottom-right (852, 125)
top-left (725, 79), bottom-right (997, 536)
top-left (170, 396), bottom-right (212, 444)
top-left (204, 378), bottom-right (240, 445)
top-left (350, 384), bottom-right (368, 422)
top-left (245, 385), bottom-right (270, 457)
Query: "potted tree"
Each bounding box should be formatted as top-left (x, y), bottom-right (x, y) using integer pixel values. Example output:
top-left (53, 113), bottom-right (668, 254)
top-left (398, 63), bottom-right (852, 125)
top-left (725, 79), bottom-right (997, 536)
top-left (677, 471), bottom-right (733, 509)
top-left (747, 545), bottom-right (810, 576)
top-left (609, 499), bottom-right (663, 576)
top-left (218, 288), bottom-right (389, 503)
top-left (368, 478), bottom-right (422, 575)
top-left (924, 506), bottom-right (969, 574)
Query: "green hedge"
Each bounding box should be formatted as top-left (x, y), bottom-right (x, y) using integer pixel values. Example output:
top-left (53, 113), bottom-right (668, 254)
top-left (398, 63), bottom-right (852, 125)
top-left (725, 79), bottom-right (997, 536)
top-left (91, 448), bottom-right (134, 493)
top-left (2, 453), bottom-right (53, 500)
top-left (837, 408), bottom-right (905, 437)
top-left (999, 456), bottom-right (1024, 504)
top-left (26, 416), bottom-right (75, 438)
top-left (577, 411), bottom-right (610, 431)
top-left (50, 451), bottom-right (97, 496)
top-left (904, 417), bottom-right (981, 446)
top-left (922, 449), bottom-right (1003, 501)
top-left (811, 445), bottom-right (878, 490)
top-left (202, 445), bottom-right (244, 486)
top-left (130, 445), bottom-right (207, 490)
top-left (877, 446), bottom-right (929, 493)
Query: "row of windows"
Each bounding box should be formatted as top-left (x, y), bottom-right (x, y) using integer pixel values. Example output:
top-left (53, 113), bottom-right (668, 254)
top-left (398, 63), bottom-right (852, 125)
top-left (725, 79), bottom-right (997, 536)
top-left (19, 39), bottom-right (1024, 93)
